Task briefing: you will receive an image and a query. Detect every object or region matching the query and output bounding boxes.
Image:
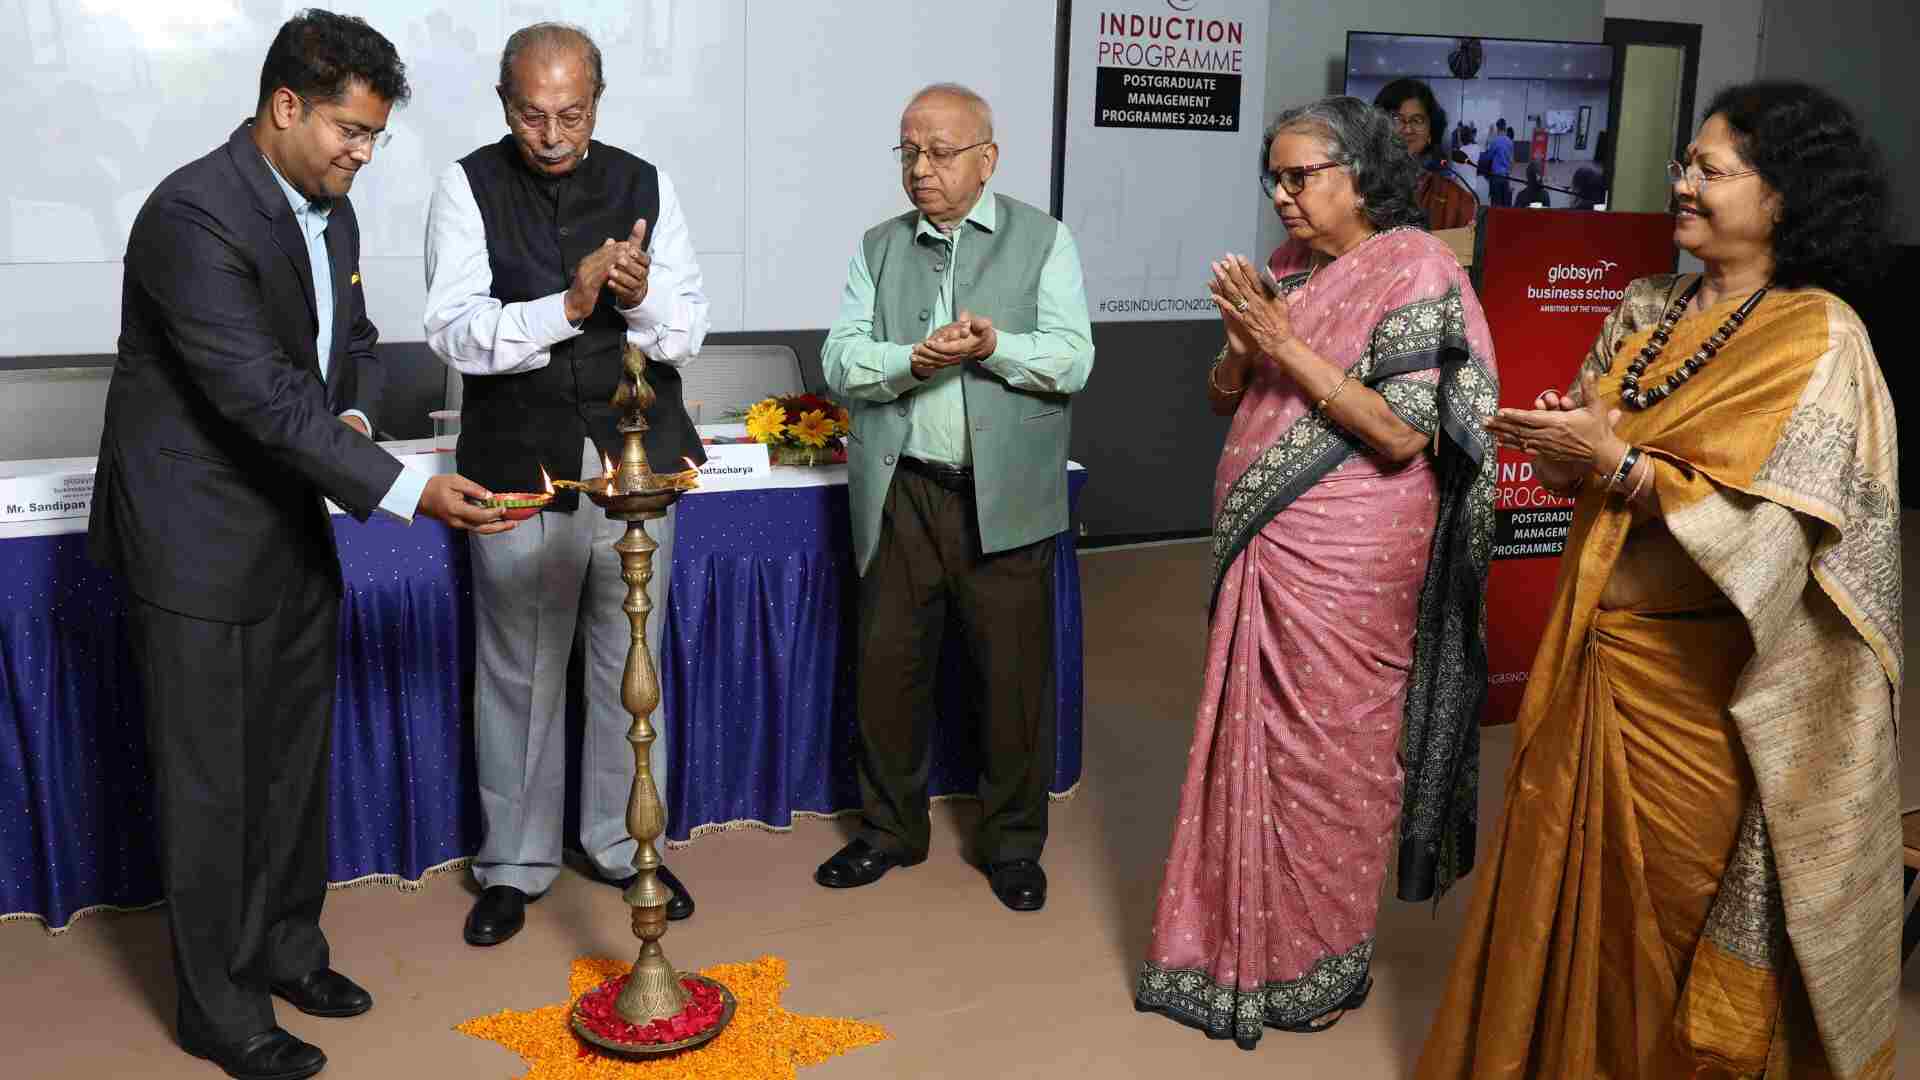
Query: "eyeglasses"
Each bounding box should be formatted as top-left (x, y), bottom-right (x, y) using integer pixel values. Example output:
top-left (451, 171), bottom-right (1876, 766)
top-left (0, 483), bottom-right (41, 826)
top-left (510, 103), bottom-right (593, 134)
top-left (293, 93), bottom-right (390, 151)
top-left (1261, 161), bottom-right (1344, 197)
top-left (1390, 112), bottom-right (1431, 132)
top-left (1666, 160), bottom-right (1759, 194)
top-left (893, 141), bottom-right (991, 168)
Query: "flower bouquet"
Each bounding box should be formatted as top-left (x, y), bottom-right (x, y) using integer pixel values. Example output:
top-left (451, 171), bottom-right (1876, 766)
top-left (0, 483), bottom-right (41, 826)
top-left (738, 392), bottom-right (851, 466)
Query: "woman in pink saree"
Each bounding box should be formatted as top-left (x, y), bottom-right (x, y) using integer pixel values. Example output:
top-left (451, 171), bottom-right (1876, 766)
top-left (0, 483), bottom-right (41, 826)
top-left (1134, 97), bottom-right (1499, 1050)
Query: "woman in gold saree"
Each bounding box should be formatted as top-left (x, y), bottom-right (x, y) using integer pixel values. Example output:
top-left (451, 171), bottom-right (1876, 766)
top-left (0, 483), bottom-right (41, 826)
top-left (1417, 81), bottom-right (1902, 1078)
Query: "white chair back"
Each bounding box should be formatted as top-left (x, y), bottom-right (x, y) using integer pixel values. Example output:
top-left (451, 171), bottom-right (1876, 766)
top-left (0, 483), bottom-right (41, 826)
top-left (676, 344), bottom-right (806, 420)
top-left (0, 367), bottom-right (112, 462)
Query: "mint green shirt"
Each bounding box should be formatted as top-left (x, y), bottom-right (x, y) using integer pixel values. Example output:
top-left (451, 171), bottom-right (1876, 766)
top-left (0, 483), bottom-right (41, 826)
top-left (822, 184), bottom-right (1094, 466)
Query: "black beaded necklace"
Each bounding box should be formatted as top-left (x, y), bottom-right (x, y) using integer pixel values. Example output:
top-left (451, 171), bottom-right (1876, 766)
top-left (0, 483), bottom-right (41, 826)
top-left (1620, 277), bottom-right (1770, 409)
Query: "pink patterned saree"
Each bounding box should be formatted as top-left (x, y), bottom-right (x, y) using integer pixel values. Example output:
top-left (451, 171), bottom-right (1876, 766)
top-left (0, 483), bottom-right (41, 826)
top-left (1135, 228), bottom-right (1498, 1047)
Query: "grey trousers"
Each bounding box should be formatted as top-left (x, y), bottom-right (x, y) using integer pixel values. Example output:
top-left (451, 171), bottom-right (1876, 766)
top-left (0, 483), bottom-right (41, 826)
top-left (469, 439), bottom-right (675, 895)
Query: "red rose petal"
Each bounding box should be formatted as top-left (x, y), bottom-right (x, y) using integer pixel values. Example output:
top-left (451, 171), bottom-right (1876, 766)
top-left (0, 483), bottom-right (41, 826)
top-left (575, 974), bottom-right (726, 1046)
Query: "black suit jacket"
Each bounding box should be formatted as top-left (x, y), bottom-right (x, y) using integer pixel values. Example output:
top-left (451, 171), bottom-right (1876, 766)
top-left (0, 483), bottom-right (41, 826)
top-left (88, 121), bottom-right (404, 623)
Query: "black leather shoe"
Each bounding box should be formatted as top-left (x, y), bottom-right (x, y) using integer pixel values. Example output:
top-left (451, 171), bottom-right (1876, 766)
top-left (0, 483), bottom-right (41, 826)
top-left (813, 838), bottom-right (923, 889)
top-left (655, 864), bottom-right (695, 921)
top-left (590, 863), bottom-right (696, 921)
top-left (463, 884), bottom-right (533, 946)
top-left (185, 1027), bottom-right (326, 1080)
top-left (270, 968), bottom-right (371, 1018)
top-left (987, 859), bottom-right (1047, 911)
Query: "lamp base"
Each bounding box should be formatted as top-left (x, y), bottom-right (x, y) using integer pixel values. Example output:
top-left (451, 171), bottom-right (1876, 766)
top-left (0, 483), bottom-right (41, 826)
top-left (570, 973), bottom-right (736, 1057)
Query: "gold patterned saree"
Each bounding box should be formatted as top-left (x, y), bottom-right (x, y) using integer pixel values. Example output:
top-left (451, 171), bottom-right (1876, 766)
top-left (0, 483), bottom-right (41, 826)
top-left (1417, 275), bottom-right (1902, 1079)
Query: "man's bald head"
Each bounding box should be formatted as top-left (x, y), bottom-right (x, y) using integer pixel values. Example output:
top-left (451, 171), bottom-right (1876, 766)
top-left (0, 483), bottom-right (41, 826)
top-left (903, 83), bottom-right (994, 143)
top-left (498, 22), bottom-right (603, 100)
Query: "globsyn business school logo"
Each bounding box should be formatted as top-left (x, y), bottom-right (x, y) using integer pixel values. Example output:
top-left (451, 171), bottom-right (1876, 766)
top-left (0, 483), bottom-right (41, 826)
top-left (1529, 257), bottom-right (1626, 302)
top-left (1546, 259), bottom-right (1616, 284)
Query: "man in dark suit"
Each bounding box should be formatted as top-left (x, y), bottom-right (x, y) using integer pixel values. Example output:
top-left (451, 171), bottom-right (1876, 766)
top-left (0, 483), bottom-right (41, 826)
top-left (88, 11), bottom-right (511, 1079)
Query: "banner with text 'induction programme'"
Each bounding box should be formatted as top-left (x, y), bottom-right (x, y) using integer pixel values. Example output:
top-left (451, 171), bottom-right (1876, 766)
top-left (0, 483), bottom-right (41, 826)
top-left (1062, 2), bottom-right (1269, 323)
top-left (1475, 207), bottom-right (1677, 726)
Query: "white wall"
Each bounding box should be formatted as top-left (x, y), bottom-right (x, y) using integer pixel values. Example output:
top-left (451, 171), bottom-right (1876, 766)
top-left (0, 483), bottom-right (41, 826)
top-left (1758, 0), bottom-right (1917, 243)
top-left (0, 1), bottom-right (1057, 356)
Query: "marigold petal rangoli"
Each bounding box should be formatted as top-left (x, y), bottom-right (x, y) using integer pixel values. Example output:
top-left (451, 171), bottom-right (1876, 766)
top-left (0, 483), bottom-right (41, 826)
top-left (457, 955), bottom-right (888, 1079)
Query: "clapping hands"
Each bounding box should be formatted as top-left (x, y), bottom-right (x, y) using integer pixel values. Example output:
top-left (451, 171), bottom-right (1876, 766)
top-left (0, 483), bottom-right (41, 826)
top-left (911, 309), bottom-right (997, 380)
top-left (564, 218), bottom-right (652, 322)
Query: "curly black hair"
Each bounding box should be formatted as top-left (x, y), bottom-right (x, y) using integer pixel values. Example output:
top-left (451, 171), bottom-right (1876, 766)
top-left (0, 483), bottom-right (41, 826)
top-left (1372, 78), bottom-right (1448, 165)
top-left (1263, 96), bottom-right (1425, 232)
top-left (256, 9), bottom-right (410, 111)
top-left (1703, 81), bottom-right (1890, 297)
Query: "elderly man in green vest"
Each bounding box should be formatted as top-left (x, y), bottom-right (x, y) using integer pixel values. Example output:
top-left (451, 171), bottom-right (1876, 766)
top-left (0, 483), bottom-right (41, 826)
top-left (816, 83), bottom-right (1094, 912)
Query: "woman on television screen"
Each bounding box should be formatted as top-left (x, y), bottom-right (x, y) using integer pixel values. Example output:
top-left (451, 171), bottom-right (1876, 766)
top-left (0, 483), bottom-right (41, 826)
top-left (1374, 78), bottom-right (1476, 229)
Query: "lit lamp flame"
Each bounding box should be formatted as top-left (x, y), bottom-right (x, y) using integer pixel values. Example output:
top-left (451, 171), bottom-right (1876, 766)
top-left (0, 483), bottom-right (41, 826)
top-left (600, 450), bottom-right (614, 479)
top-left (539, 464), bottom-right (554, 495)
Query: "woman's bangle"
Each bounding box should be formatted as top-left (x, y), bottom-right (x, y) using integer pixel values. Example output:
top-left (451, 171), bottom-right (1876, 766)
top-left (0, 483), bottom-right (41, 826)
top-left (1607, 446), bottom-right (1642, 494)
top-left (1313, 374), bottom-right (1354, 416)
top-left (1626, 452), bottom-right (1653, 502)
top-left (1208, 358), bottom-right (1244, 396)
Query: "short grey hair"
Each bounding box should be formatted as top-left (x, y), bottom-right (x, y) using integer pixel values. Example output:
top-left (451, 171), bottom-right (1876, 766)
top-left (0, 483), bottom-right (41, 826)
top-left (905, 82), bottom-right (995, 141)
top-left (498, 22), bottom-right (604, 100)
top-left (1262, 95), bottom-right (1425, 230)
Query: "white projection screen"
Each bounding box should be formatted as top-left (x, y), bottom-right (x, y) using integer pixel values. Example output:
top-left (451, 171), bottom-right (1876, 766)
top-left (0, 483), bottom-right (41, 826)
top-left (0, 1), bottom-right (1057, 355)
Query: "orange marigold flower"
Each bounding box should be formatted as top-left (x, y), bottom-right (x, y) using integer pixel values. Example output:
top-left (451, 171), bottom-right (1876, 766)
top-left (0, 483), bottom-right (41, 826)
top-left (457, 954), bottom-right (887, 1079)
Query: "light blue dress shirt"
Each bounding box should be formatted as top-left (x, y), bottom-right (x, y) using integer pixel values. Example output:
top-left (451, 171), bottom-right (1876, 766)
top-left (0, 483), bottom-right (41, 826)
top-left (262, 155), bottom-right (427, 521)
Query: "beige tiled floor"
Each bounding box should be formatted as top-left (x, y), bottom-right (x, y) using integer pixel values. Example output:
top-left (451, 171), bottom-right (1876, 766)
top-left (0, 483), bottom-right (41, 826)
top-left (5, 529), bottom-right (1917, 1079)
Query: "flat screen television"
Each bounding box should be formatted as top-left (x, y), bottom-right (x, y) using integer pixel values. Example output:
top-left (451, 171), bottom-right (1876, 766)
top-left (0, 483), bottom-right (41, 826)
top-left (1343, 31), bottom-right (1618, 211)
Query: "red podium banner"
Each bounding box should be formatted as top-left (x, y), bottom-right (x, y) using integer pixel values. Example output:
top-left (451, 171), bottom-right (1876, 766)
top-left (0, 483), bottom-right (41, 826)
top-left (1475, 208), bottom-right (1675, 725)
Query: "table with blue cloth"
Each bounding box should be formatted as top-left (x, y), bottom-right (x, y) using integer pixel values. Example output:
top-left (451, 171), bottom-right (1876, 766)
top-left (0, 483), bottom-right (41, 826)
top-left (0, 457), bottom-right (1086, 931)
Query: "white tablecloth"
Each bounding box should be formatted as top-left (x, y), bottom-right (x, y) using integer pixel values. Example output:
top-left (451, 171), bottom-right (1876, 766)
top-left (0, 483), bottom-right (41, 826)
top-left (0, 427), bottom-right (1078, 540)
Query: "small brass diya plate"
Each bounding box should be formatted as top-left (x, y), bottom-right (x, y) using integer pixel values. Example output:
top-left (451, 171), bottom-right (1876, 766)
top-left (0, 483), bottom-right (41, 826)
top-left (476, 491), bottom-right (552, 520)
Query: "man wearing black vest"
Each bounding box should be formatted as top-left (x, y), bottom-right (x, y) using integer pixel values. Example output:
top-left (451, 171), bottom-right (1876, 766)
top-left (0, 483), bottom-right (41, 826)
top-left (424, 22), bottom-right (708, 946)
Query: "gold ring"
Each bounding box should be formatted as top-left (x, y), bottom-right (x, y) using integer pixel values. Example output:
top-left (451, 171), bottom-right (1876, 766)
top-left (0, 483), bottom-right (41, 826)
top-left (1233, 300), bottom-right (1249, 313)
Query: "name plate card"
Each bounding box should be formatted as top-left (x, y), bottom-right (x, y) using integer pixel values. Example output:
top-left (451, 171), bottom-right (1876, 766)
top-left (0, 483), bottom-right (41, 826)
top-left (0, 468), bottom-right (95, 524)
top-left (690, 442), bottom-right (771, 491)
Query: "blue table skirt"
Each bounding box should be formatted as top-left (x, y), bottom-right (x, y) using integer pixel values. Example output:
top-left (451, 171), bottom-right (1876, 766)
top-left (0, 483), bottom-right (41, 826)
top-left (0, 473), bottom-right (1084, 930)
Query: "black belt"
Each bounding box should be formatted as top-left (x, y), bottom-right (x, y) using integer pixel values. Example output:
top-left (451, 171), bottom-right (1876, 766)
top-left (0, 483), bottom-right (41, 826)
top-left (897, 455), bottom-right (973, 492)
